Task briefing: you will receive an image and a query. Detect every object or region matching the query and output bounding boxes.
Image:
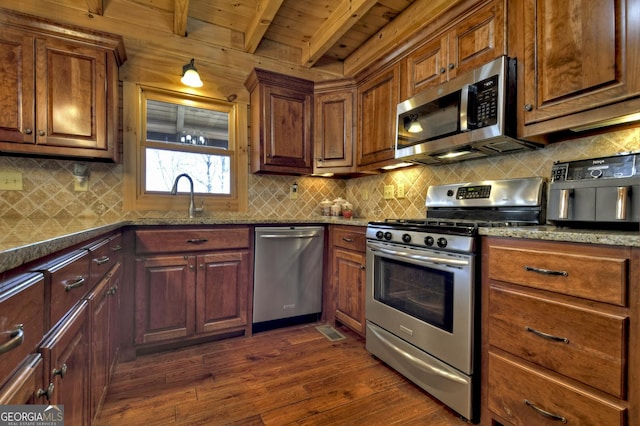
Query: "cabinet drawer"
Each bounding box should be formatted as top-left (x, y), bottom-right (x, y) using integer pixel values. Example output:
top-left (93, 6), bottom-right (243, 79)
top-left (86, 238), bottom-right (116, 289)
top-left (331, 226), bottom-right (365, 251)
top-left (135, 228), bottom-right (250, 254)
top-left (488, 244), bottom-right (627, 305)
top-left (0, 353), bottom-right (43, 404)
top-left (489, 285), bottom-right (627, 398)
top-left (0, 273), bottom-right (45, 388)
top-left (33, 250), bottom-right (90, 328)
top-left (488, 352), bottom-right (626, 426)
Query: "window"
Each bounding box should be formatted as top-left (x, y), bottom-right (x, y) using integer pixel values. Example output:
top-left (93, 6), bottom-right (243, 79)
top-left (123, 84), bottom-right (248, 213)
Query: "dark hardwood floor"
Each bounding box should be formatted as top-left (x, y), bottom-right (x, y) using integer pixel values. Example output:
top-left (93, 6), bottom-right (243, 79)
top-left (97, 322), bottom-right (467, 425)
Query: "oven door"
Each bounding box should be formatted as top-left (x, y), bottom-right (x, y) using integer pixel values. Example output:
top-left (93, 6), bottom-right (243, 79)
top-left (365, 240), bottom-right (475, 374)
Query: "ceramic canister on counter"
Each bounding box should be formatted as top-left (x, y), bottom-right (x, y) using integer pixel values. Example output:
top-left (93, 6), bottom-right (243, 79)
top-left (319, 199), bottom-right (333, 216)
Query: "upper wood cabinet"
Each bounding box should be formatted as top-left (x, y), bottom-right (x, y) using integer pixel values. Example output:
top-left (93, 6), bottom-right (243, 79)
top-left (402, 0), bottom-right (506, 99)
top-left (0, 9), bottom-right (126, 161)
top-left (357, 63), bottom-right (400, 170)
top-left (314, 80), bottom-right (357, 174)
top-left (514, 0), bottom-right (640, 140)
top-left (245, 69), bottom-right (314, 175)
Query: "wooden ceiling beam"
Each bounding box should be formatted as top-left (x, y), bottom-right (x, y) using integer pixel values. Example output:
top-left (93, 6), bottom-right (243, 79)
top-left (244, 0), bottom-right (285, 53)
top-left (85, 0), bottom-right (103, 15)
top-left (174, 0), bottom-right (190, 36)
top-left (302, 0), bottom-right (378, 68)
top-left (344, 0), bottom-right (467, 76)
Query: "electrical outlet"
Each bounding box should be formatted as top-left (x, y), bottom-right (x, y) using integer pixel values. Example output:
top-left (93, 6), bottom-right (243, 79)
top-left (383, 185), bottom-right (394, 199)
top-left (0, 172), bottom-right (23, 190)
top-left (290, 183), bottom-right (298, 200)
top-left (396, 183), bottom-right (405, 199)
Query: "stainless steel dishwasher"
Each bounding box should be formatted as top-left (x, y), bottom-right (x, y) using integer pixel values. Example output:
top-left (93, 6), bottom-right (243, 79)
top-left (253, 226), bottom-right (324, 329)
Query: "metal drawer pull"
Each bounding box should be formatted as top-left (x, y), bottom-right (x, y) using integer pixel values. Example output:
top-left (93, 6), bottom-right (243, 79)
top-left (524, 266), bottom-right (568, 277)
top-left (525, 326), bottom-right (569, 344)
top-left (0, 324), bottom-right (24, 354)
top-left (93, 256), bottom-right (110, 265)
top-left (53, 363), bottom-right (68, 378)
top-left (186, 238), bottom-right (209, 244)
top-left (64, 277), bottom-right (86, 291)
top-left (524, 399), bottom-right (567, 423)
top-left (111, 245), bottom-right (122, 252)
top-left (37, 383), bottom-right (55, 401)
top-left (342, 237), bottom-right (353, 242)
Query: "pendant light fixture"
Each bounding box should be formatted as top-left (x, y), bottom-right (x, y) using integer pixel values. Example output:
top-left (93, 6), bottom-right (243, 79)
top-left (181, 58), bottom-right (203, 88)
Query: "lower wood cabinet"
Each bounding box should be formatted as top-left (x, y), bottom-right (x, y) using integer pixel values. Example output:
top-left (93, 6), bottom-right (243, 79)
top-left (134, 227), bottom-right (252, 348)
top-left (40, 301), bottom-right (90, 426)
top-left (481, 237), bottom-right (636, 426)
top-left (329, 225), bottom-right (366, 335)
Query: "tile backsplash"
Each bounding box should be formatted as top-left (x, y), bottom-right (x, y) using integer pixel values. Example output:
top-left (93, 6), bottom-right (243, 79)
top-left (1, 128), bottom-right (638, 222)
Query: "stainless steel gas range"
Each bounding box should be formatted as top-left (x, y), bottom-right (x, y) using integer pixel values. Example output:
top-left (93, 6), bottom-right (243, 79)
top-left (365, 177), bottom-right (546, 423)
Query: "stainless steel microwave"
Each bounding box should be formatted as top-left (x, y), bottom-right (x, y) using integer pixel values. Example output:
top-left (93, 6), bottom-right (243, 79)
top-left (395, 56), bottom-right (543, 164)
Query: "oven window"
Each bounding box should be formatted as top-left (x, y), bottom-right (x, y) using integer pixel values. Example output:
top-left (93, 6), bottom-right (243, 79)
top-left (374, 257), bottom-right (454, 332)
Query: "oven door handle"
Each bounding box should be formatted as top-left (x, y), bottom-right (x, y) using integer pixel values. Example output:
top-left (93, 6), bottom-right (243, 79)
top-left (368, 323), bottom-right (469, 385)
top-left (370, 246), bottom-right (469, 268)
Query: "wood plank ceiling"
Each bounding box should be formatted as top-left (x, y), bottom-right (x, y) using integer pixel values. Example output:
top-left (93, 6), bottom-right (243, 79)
top-left (78, 0), bottom-right (464, 75)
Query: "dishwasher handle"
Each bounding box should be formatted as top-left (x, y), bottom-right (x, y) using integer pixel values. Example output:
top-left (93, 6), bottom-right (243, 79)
top-left (259, 233), bottom-right (321, 239)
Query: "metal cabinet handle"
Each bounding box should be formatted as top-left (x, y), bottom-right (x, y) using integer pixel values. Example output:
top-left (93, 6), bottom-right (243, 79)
top-left (108, 286), bottom-right (118, 296)
top-left (38, 130), bottom-right (45, 136)
top-left (448, 63), bottom-right (455, 70)
top-left (525, 326), bottom-right (569, 344)
top-left (186, 238), bottom-right (208, 244)
top-left (616, 186), bottom-right (629, 220)
top-left (93, 256), bottom-right (110, 265)
top-left (37, 383), bottom-right (55, 401)
top-left (64, 277), bottom-right (86, 291)
top-left (0, 324), bottom-right (24, 354)
top-left (111, 245), bottom-right (122, 252)
top-left (53, 363), bottom-right (67, 378)
top-left (342, 237), bottom-right (353, 243)
top-left (524, 399), bottom-right (567, 423)
top-left (360, 265), bottom-right (365, 270)
top-left (523, 266), bottom-right (568, 277)
top-left (25, 128), bottom-right (33, 135)
top-left (524, 104), bottom-right (533, 111)
top-left (439, 67), bottom-right (446, 74)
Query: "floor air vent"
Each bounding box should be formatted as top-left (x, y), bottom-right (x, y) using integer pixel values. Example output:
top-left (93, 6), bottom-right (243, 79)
top-left (316, 325), bottom-right (346, 341)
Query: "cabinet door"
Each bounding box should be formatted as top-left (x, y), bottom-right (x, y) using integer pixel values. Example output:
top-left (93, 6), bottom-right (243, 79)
top-left (40, 302), bottom-right (89, 426)
top-left (196, 251), bottom-right (249, 334)
top-left (0, 27), bottom-right (34, 143)
top-left (314, 89), bottom-right (356, 173)
top-left (108, 264), bottom-right (121, 376)
top-left (333, 248), bottom-right (366, 335)
top-left (402, 36), bottom-right (448, 98)
top-left (521, 0), bottom-right (640, 127)
top-left (448, 0), bottom-right (505, 80)
top-left (35, 37), bottom-right (107, 150)
top-left (357, 64), bottom-right (400, 168)
top-left (135, 255), bottom-right (196, 344)
top-left (262, 85), bottom-right (313, 172)
top-left (0, 354), bottom-right (44, 405)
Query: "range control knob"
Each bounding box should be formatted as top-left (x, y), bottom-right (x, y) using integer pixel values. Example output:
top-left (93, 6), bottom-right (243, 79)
top-left (424, 236), bottom-right (435, 246)
top-left (437, 237), bottom-right (448, 248)
top-left (402, 234), bottom-right (411, 243)
top-left (384, 232), bottom-right (393, 241)
top-left (375, 231), bottom-right (384, 240)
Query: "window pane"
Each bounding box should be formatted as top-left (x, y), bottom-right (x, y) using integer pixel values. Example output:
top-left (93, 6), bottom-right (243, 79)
top-left (145, 148), bottom-right (231, 194)
top-left (146, 100), bottom-right (229, 149)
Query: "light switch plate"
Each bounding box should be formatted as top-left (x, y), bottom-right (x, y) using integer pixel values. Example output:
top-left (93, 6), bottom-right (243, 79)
top-left (383, 185), bottom-right (394, 199)
top-left (0, 172), bottom-right (23, 190)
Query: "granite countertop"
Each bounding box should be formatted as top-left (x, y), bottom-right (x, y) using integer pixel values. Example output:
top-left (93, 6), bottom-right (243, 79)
top-left (2, 217), bottom-right (640, 275)
top-left (0, 216), bottom-right (370, 274)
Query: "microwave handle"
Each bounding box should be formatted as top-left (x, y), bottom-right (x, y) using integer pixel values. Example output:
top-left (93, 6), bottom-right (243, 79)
top-left (459, 84), bottom-right (475, 132)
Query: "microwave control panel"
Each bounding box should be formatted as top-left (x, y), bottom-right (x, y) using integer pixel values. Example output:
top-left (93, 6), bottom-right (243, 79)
top-left (472, 75), bottom-right (499, 128)
top-left (551, 153), bottom-right (638, 181)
